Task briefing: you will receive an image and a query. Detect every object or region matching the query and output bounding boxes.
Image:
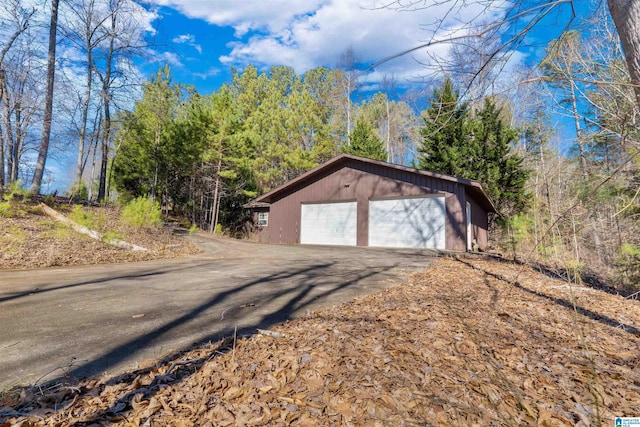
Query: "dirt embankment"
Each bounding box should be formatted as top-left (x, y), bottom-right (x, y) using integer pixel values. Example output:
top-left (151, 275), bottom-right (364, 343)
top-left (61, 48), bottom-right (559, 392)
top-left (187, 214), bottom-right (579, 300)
top-left (2, 257), bottom-right (639, 426)
top-left (0, 204), bottom-right (199, 270)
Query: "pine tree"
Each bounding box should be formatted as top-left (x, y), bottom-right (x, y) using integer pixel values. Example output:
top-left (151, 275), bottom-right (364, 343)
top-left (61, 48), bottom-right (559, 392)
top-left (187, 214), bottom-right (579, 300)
top-left (344, 118), bottom-right (387, 161)
top-left (417, 77), bottom-right (471, 176)
top-left (417, 78), bottom-right (529, 215)
top-left (111, 65), bottom-right (183, 200)
top-left (472, 98), bottom-right (529, 215)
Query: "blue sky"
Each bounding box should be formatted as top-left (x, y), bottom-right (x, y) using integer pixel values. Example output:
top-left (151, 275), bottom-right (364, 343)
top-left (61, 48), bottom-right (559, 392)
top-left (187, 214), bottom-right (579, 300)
top-left (137, 0), bottom-right (586, 97)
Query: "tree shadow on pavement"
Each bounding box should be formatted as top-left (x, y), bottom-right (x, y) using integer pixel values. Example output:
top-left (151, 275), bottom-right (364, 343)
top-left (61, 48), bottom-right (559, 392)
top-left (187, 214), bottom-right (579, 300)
top-left (0, 263), bottom-right (199, 304)
top-left (3, 260), bottom-right (396, 424)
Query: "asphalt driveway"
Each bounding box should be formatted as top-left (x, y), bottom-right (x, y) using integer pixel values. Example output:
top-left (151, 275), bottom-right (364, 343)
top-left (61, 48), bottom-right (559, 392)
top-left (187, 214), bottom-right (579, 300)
top-left (0, 235), bottom-right (436, 390)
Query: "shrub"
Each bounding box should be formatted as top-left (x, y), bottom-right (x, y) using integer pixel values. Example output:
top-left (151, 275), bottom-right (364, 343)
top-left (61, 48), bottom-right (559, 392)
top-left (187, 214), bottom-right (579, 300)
top-left (121, 197), bottom-right (162, 228)
top-left (40, 224), bottom-right (72, 240)
top-left (103, 230), bottom-right (124, 243)
top-left (3, 180), bottom-right (27, 202)
top-left (615, 243), bottom-right (640, 294)
top-left (0, 200), bottom-right (26, 218)
top-left (1, 225), bottom-right (28, 247)
top-left (0, 201), bottom-right (13, 217)
top-left (565, 258), bottom-right (585, 285)
top-left (68, 181), bottom-right (88, 201)
top-left (43, 194), bottom-right (56, 206)
top-left (69, 205), bottom-right (95, 229)
top-left (501, 213), bottom-right (533, 259)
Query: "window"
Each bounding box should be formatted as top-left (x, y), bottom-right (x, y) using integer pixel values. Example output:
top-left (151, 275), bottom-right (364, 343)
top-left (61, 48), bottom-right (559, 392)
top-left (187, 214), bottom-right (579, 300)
top-left (258, 212), bottom-right (268, 226)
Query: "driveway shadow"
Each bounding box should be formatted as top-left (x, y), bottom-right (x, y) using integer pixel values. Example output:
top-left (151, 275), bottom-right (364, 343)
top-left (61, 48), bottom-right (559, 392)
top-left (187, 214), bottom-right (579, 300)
top-left (3, 259), bottom-right (398, 423)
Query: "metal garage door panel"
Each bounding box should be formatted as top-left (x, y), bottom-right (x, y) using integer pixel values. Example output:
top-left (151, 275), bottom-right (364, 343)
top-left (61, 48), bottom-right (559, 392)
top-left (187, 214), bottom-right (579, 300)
top-left (369, 196), bottom-right (446, 249)
top-left (300, 202), bottom-right (357, 246)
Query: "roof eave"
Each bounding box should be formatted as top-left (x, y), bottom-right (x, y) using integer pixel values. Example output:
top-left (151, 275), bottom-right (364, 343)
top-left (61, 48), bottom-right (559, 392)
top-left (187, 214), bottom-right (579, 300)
top-left (251, 153), bottom-right (496, 212)
top-left (242, 201), bottom-right (271, 209)
top-left (466, 182), bottom-right (498, 213)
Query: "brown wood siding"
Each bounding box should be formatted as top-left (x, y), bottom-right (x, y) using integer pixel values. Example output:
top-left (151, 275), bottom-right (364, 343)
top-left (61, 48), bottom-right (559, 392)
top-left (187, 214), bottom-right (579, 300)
top-left (250, 208), bottom-right (270, 243)
top-left (467, 190), bottom-right (489, 249)
top-left (266, 159), bottom-right (473, 250)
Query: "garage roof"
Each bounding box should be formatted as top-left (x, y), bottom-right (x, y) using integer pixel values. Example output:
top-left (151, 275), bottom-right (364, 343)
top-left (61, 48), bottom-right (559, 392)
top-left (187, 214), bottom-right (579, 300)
top-left (245, 153), bottom-right (497, 213)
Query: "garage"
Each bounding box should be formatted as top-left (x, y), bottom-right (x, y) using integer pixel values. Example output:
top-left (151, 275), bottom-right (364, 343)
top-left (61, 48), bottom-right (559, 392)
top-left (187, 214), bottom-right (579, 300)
top-left (300, 201), bottom-right (357, 246)
top-left (368, 196), bottom-right (446, 249)
top-left (246, 153), bottom-right (495, 251)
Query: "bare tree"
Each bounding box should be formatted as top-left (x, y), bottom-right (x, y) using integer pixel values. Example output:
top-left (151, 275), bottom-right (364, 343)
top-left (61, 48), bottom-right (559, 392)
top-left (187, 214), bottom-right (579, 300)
top-left (62, 0), bottom-right (114, 188)
top-left (380, 73), bottom-right (397, 160)
top-left (374, 0), bottom-right (640, 114)
top-left (540, 31), bottom-right (589, 179)
top-left (31, 0), bottom-right (60, 195)
top-left (337, 46), bottom-right (359, 145)
top-left (2, 44), bottom-right (42, 186)
top-left (92, 0), bottom-right (151, 202)
top-left (0, 0), bottom-right (35, 189)
top-left (96, 4), bottom-right (116, 202)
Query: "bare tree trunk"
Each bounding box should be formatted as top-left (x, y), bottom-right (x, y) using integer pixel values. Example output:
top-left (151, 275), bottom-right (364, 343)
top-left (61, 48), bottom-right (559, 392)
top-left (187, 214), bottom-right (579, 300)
top-left (210, 157), bottom-right (222, 233)
top-left (31, 0), bottom-right (59, 195)
top-left (190, 165), bottom-right (196, 224)
top-left (608, 0), bottom-right (640, 108)
top-left (77, 49), bottom-right (93, 184)
top-left (338, 47), bottom-right (358, 145)
top-left (152, 131), bottom-right (160, 200)
top-left (346, 78), bottom-right (351, 145)
top-left (386, 98), bottom-right (391, 161)
top-left (571, 210), bottom-right (580, 263)
top-left (97, 10), bottom-right (116, 202)
top-left (0, 132), bottom-right (4, 189)
top-left (10, 100), bottom-right (24, 183)
top-left (2, 78), bottom-right (14, 185)
top-left (569, 82), bottom-right (588, 179)
top-left (98, 94), bottom-right (111, 202)
top-left (73, 0), bottom-right (101, 186)
top-left (539, 145), bottom-right (552, 216)
top-left (0, 8), bottom-right (34, 190)
top-left (0, 69), bottom-right (5, 189)
top-left (199, 161), bottom-right (205, 228)
top-left (88, 137), bottom-right (98, 201)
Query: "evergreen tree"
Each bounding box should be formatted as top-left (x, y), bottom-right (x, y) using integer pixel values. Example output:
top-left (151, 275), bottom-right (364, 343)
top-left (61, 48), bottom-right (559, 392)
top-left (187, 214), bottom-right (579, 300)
top-left (111, 65), bottom-right (184, 201)
top-left (343, 118), bottom-right (387, 161)
top-left (417, 78), bottom-right (529, 215)
top-left (472, 98), bottom-right (530, 215)
top-left (417, 77), bottom-right (471, 176)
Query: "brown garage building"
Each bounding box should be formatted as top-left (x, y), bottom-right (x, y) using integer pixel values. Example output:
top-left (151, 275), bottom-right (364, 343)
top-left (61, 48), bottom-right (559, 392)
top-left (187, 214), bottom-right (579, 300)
top-left (245, 153), bottom-right (496, 251)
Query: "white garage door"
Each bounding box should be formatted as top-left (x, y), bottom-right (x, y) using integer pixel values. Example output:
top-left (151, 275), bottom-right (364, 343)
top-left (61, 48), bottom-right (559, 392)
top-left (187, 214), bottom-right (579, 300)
top-left (300, 201), bottom-right (357, 246)
top-left (369, 196), bottom-right (446, 249)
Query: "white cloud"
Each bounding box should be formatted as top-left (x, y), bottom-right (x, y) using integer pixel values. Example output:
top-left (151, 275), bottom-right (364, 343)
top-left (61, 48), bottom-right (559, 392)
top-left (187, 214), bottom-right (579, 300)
top-left (193, 67), bottom-right (222, 80)
top-left (145, 0), bottom-right (515, 87)
top-left (149, 50), bottom-right (183, 67)
top-left (172, 33), bottom-right (202, 54)
top-left (173, 34), bottom-right (194, 43)
top-left (147, 0), bottom-right (325, 36)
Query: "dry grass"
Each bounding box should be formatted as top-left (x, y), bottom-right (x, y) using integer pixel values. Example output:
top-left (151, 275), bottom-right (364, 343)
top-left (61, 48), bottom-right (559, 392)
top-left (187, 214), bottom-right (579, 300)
top-left (0, 203), bottom-right (199, 270)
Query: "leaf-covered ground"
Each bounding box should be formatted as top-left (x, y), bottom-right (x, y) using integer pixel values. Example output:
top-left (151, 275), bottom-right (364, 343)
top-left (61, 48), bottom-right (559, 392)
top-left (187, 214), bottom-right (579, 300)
top-left (0, 203), bottom-right (199, 270)
top-left (2, 257), bottom-right (639, 426)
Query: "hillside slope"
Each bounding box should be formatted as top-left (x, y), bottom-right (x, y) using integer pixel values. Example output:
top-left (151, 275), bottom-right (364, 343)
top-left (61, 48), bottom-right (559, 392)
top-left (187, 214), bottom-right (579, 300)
top-left (2, 257), bottom-right (639, 426)
top-left (0, 203), bottom-right (199, 269)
